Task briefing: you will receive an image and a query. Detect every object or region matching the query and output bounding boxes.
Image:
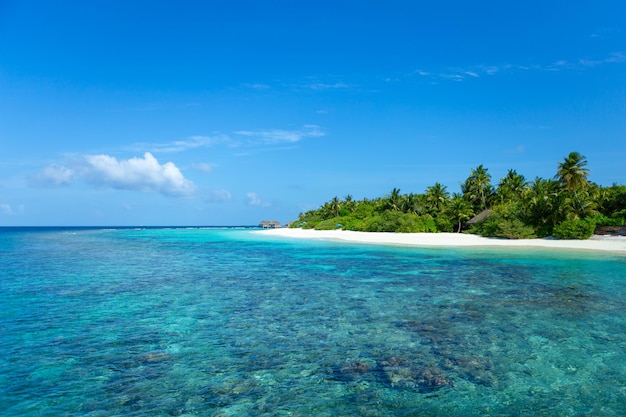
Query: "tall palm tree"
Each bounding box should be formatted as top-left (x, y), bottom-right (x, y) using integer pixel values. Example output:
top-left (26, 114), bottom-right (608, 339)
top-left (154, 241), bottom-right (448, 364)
top-left (462, 165), bottom-right (493, 211)
top-left (330, 196), bottom-right (341, 217)
top-left (386, 188), bottom-right (402, 211)
top-left (447, 193), bottom-right (474, 233)
top-left (556, 152), bottom-right (590, 215)
top-left (343, 194), bottom-right (355, 212)
top-left (425, 182), bottom-right (450, 214)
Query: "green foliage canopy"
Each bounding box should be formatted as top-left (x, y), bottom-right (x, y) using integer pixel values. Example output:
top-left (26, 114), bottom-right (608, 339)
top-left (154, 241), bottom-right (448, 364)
top-left (291, 152), bottom-right (625, 240)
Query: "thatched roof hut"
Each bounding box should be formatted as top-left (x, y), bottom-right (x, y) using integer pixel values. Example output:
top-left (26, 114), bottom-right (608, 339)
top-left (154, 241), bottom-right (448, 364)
top-left (466, 209), bottom-right (493, 225)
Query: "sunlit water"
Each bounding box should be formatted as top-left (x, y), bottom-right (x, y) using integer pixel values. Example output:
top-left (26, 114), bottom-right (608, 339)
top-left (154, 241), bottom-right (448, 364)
top-left (1, 227), bottom-right (625, 416)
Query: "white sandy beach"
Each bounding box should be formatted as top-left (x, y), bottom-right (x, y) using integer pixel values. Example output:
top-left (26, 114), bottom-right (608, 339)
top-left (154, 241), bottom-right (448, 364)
top-left (258, 228), bottom-right (626, 253)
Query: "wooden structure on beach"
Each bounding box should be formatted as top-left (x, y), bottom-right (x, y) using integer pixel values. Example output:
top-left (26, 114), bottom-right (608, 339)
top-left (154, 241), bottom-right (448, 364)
top-left (467, 209), bottom-right (493, 226)
top-left (595, 225), bottom-right (626, 236)
top-left (259, 220), bottom-right (282, 229)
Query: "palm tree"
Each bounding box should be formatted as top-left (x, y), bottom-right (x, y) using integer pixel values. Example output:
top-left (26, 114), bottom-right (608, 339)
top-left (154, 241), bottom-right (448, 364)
top-left (386, 188), bottom-right (403, 211)
top-left (404, 193), bottom-right (426, 215)
top-left (598, 184), bottom-right (626, 215)
top-left (524, 177), bottom-right (563, 233)
top-left (556, 152), bottom-right (590, 215)
top-left (425, 182), bottom-right (450, 214)
top-left (330, 196), bottom-right (341, 217)
top-left (447, 193), bottom-right (474, 233)
top-left (497, 169), bottom-right (527, 204)
top-left (462, 165), bottom-right (493, 211)
top-left (343, 194), bottom-right (355, 212)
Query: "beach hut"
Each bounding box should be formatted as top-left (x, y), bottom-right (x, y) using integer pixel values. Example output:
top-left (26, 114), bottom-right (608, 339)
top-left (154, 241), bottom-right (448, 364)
top-left (467, 209), bottom-right (493, 226)
top-left (259, 220), bottom-right (281, 229)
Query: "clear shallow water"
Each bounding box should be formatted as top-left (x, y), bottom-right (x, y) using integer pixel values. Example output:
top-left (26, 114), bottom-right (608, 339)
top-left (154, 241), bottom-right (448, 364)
top-left (1, 227), bottom-right (625, 416)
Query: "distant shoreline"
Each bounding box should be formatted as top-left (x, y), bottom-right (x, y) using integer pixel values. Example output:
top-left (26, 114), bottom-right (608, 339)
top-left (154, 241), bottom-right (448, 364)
top-left (257, 228), bottom-right (626, 253)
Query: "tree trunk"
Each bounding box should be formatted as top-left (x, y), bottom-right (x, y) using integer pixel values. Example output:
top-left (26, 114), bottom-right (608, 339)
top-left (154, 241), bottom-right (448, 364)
top-left (574, 190), bottom-right (586, 216)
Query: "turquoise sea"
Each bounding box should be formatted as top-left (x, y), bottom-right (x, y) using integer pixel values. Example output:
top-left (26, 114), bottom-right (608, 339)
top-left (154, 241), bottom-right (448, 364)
top-left (1, 227), bottom-right (625, 416)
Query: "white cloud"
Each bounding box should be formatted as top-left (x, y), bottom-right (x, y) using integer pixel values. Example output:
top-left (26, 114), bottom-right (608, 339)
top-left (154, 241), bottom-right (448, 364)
top-left (246, 192), bottom-right (270, 207)
top-left (234, 125), bottom-right (325, 144)
top-left (36, 152), bottom-right (196, 197)
top-left (82, 153), bottom-right (195, 196)
top-left (36, 164), bottom-right (75, 186)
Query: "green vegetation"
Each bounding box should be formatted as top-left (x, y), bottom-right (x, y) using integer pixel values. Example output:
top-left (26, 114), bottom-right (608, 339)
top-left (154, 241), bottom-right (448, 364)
top-left (291, 152), bottom-right (626, 240)
top-left (552, 219), bottom-right (596, 240)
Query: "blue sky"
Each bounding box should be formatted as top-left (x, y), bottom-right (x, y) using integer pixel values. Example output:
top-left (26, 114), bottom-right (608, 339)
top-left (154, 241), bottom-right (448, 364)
top-left (1, 1), bottom-right (625, 226)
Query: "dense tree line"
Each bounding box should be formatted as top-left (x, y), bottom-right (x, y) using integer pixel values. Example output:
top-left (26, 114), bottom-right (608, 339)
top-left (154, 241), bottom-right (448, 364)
top-left (291, 152), bottom-right (626, 239)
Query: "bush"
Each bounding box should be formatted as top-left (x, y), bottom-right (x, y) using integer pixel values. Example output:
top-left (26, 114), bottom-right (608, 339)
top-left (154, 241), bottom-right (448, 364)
top-left (352, 203), bottom-right (375, 220)
top-left (434, 215), bottom-right (454, 232)
top-left (553, 219), bottom-right (596, 240)
top-left (358, 211), bottom-right (437, 233)
top-left (315, 217), bottom-right (344, 230)
top-left (291, 212), bottom-right (322, 229)
top-left (470, 214), bottom-right (536, 239)
top-left (588, 213), bottom-right (625, 227)
top-left (301, 221), bottom-right (318, 229)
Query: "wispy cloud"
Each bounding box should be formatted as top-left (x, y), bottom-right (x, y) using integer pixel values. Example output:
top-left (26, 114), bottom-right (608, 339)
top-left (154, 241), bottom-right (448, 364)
top-left (136, 124), bottom-right (326, 154)
top-left (590, 28), bottom-right (621, 40)
top-left (36, 164), bottom-right (75, 186)
top-left (307, 82), bottom-right (350, 90)
top-left (439, 73), bottom-right (465, 82)
top-left (0, 203), bottom-right (23, 215)
top-left (234, 125), bottom-right (325, 144)
top-left (206, 189), bottom-right (231, 202)
top-left (578, 52), bottom-right (625, 67)
top-left (413, 52), bottom-right (625, 83)
top-left (479, 65), bottom-right (502, 75)
top-left (190, 162), bottom-right (213, 173)
top-left (33, 153), bottom-right (196, 197)
top-left (150, 135), bottom-right (231, 153)
top-left (504, 145), bottom-right (526, 154)
top-left (285, 78), bottom-right (353, 91)
top-left (246, 192), bottom-right (270, 207)
top-left (244, 83), bottom-right (271, 90)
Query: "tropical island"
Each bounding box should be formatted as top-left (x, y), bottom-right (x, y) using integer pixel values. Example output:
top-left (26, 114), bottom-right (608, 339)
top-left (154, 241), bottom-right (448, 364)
top-left (288, 152), bottom-right (626, 240)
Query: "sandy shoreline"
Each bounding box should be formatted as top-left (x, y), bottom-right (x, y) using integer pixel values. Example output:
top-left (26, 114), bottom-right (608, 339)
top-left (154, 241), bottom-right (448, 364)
top-left (256, 228), bottom-right (626, 253)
